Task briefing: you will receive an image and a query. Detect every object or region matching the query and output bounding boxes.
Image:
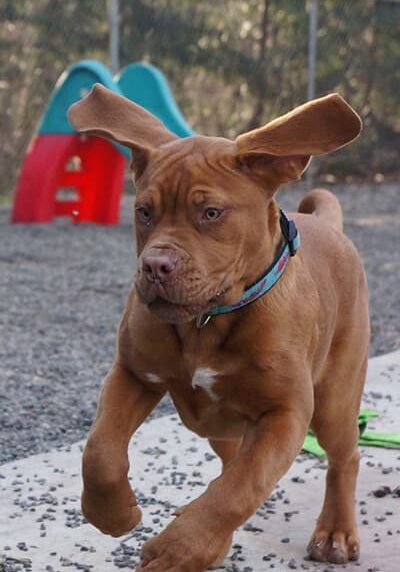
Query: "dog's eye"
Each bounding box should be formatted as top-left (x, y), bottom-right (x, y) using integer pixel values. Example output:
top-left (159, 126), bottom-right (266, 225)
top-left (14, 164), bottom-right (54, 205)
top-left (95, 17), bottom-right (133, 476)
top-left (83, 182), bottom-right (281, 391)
top-left (136, 205), bottom-right (152, 225)
top-left (204, 207), bottom-right (222, 221)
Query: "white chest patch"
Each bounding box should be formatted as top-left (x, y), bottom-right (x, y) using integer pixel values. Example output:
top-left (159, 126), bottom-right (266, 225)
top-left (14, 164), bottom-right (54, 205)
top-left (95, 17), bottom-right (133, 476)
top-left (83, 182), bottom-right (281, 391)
top-left (146, 373), bottom-right (162, 384)
top-left (192, 368), bottom-right (219, 401)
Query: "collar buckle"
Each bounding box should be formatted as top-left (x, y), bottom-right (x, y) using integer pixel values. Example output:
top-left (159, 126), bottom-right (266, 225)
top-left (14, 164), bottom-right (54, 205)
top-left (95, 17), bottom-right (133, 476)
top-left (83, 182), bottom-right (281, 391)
top-left (280, 210), bottom-right (298, 257)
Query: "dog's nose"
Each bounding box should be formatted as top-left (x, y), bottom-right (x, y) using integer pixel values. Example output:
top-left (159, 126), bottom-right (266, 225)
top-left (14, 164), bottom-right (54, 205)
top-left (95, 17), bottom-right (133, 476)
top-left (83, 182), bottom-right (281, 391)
top-left (142, 253), bottom-right (177, 281)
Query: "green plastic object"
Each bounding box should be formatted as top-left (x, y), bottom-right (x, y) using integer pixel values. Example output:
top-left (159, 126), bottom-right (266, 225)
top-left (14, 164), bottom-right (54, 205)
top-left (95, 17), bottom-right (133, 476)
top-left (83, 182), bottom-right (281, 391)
top-left (38, 59), bottom-right (120, 135)
top-left (302, 410), bottom-right (400, 457)
top-left (117, 62), bottom-right (194, 138)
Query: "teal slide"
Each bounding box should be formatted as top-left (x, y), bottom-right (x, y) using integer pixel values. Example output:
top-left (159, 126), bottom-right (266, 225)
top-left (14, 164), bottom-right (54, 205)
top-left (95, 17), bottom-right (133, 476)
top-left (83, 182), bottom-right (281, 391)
top-left (116, 62), bottom-right (194, 138)
top-left (36, 59), bottom-right (194, 160)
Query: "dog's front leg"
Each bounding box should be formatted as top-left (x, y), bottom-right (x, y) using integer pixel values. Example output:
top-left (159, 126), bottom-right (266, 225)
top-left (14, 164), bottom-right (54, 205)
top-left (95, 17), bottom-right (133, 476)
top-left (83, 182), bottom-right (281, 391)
top-left (81, 362), bottom-right (164, 537)
top-left (138, 402), bottom-right (312, 572)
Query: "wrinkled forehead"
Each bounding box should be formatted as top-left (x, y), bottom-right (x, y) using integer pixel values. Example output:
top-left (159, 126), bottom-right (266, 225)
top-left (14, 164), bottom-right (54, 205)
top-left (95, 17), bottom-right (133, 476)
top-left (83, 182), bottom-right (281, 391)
top-left (136, 135), bottom-right (238, 196)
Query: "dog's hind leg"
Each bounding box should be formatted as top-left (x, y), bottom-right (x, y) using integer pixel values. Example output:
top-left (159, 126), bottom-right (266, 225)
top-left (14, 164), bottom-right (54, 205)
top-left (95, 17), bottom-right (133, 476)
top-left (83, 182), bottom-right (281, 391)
top-left (307, 354), bottom-right (368, 564)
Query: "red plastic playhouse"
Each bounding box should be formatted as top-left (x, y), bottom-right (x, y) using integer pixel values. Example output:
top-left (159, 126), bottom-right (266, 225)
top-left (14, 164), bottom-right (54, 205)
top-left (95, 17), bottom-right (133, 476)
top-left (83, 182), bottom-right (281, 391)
top-left (11, 61), bottom-right (128, 224)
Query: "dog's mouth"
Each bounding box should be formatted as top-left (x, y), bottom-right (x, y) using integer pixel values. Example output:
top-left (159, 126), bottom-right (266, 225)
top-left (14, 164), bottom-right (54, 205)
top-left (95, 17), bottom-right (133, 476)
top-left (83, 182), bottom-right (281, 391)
top-left (145, 287), bottom-right (230, 324)
top-left (148, 297), bottom-right (208, 323)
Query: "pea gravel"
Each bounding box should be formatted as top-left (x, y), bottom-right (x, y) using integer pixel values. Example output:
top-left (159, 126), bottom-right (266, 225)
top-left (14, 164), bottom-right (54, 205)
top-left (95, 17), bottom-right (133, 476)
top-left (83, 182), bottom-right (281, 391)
top-left (0, 184), bottom-right (399, 464)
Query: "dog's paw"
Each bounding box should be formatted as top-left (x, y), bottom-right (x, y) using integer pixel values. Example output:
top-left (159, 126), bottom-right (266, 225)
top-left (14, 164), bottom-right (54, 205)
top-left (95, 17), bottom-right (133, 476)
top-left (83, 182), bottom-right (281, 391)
top-left (136, 514), bottom-right (230, 571)
top-left (82, 487), bottom-right (142, 537)
top-left (307, 527), bottom-right (360, 564)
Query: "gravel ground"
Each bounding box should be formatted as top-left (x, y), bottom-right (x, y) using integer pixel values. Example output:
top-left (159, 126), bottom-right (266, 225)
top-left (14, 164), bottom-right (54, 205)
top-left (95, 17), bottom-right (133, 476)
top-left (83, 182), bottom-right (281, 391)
top-left (0, 183), bottom-right (399, 464)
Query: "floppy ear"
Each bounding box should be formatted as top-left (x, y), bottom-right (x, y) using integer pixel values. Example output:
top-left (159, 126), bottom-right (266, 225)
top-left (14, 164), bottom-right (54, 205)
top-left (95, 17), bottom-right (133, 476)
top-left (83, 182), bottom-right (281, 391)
top-left (235, 93), bottom-right (362, 184)
top-left (68, 83), bottom-right (177, 176)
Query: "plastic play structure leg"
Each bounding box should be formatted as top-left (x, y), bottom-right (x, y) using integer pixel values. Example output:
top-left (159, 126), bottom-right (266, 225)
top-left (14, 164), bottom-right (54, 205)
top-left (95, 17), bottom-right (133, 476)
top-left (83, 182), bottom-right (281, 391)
top-left (12, 135), bottom-right (125, 224)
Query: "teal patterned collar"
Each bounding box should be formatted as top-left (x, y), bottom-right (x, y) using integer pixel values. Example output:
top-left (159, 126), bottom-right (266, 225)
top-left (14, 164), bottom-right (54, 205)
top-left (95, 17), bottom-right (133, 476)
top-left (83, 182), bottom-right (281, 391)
top-left (196, 210), bottom-right (300, 328)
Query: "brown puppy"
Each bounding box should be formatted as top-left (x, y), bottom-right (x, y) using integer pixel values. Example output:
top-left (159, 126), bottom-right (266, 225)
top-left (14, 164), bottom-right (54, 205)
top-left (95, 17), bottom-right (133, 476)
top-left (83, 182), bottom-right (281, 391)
top-left (69, 86), bottom-right (369, 571)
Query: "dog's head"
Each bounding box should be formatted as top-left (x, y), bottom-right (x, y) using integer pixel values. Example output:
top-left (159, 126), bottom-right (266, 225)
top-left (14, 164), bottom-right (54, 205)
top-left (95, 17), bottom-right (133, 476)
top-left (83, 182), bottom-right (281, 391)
top-left (69, 85), bottom-right (361, 323)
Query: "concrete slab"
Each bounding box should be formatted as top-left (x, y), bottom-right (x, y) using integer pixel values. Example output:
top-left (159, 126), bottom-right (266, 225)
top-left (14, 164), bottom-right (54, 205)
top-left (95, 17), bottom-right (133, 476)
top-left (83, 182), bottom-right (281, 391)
top-left (1, 351), bottom-right (399, 572)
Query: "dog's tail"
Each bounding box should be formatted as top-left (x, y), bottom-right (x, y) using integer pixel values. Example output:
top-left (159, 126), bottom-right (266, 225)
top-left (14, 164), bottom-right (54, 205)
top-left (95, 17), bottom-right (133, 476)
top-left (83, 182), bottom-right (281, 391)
top-left (298, 188), bottom-right (343, 232)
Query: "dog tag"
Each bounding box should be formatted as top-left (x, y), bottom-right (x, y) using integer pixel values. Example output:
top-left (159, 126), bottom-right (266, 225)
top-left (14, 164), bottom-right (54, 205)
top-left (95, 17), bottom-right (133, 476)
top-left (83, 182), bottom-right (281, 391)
top-left (196, 314), bottom-right (211, 328)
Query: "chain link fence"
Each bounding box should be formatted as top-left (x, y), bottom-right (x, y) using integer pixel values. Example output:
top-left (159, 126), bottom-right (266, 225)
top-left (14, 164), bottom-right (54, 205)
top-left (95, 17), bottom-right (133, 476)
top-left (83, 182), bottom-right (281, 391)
top-left (1, 0), bottom-right (399, 200)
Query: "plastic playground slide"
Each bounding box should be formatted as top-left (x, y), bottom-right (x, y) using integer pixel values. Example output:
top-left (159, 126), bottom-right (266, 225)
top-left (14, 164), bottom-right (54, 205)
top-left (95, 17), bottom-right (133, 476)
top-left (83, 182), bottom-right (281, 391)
top-left (12, 59), bottom-right (193, 224)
